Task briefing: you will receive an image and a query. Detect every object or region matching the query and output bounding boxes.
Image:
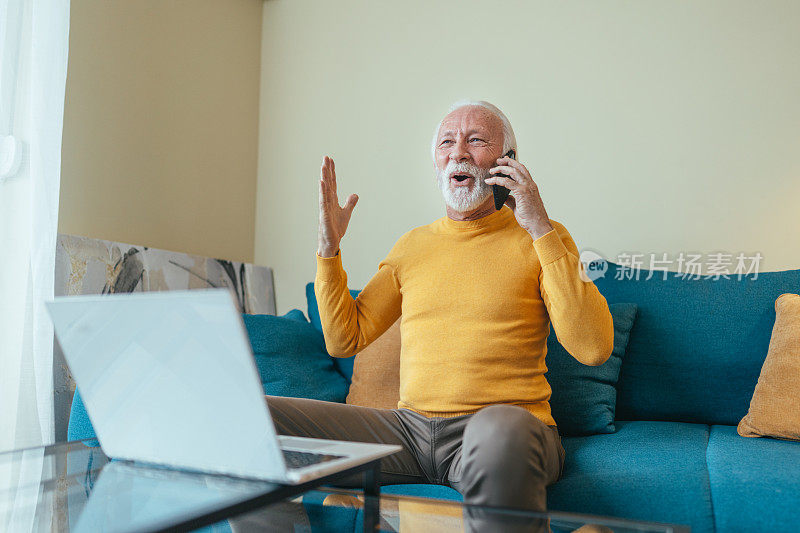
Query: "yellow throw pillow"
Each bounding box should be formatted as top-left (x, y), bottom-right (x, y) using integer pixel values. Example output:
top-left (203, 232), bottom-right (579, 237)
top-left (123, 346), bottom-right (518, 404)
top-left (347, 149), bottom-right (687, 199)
top-left (345, 318), bottom-right (401, 410)
top-left (737, 293), bottom-right (800, 441)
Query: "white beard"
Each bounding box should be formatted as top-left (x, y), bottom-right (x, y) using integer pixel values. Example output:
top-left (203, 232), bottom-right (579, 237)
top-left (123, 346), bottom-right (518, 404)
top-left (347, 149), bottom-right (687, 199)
top-left (436, 160), bottom-right (494, 213)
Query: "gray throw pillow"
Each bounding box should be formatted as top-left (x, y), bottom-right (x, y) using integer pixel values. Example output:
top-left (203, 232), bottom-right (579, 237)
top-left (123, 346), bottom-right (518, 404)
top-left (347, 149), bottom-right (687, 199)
top-left (545, 303), bottom-right (638, 436)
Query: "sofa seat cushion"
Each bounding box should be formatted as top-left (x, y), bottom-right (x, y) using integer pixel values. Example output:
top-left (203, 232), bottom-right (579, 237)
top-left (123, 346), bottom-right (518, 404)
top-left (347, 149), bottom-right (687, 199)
top-left (706, 424), bottom-right (800, 532)
top-left (547, 421), bottom-right (714, 533)
top-left (382, 483), bottom-right (462, 501)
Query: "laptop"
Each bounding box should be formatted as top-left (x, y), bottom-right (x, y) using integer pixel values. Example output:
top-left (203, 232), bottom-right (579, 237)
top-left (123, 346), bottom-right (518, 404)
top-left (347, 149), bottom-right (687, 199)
top-left (46, 288), bottom-right (401, 484)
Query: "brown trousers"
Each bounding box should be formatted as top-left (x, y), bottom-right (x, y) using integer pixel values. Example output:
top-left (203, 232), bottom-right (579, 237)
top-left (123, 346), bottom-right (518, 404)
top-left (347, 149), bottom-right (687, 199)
top-left (234, 396), bottom-right (565, 532)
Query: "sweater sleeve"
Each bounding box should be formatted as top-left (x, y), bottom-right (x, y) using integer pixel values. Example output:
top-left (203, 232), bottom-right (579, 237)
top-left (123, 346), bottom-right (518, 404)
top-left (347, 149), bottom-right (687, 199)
top-left (534, 221), bottom-right (614, 366)
top-left (314, 248), bottom-right (402, 357)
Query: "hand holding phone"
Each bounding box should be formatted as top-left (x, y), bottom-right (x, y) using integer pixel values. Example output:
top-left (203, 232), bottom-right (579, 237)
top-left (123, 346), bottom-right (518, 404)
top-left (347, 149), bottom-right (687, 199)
top-left (492, 149), bottom-right (516, 210)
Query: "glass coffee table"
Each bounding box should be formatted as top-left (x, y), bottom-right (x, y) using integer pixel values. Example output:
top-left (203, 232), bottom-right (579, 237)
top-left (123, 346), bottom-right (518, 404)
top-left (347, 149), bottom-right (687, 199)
top-left (281, 487), bottom-right (691, 533)
top-left (0, 439), bottom-right (383, 532)
top-left (0, 439), bottom-right (690, 532)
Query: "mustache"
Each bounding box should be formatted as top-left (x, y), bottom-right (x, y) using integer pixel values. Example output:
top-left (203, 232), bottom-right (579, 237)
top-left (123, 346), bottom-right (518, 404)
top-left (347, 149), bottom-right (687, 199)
top-left (441, 161), bottom-right (491, 180)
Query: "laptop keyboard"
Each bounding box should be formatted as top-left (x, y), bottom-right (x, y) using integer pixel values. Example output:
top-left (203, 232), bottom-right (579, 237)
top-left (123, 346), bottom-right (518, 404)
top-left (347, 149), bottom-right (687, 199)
top-left (282, 449), bottom-right (345, 469)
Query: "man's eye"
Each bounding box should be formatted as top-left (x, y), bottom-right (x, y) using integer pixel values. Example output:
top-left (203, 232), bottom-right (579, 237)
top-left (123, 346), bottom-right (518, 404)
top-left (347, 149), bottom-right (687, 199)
top-left (440, 140), bottom-right (454, 146)
top-left (469, 138), bottom-right (485, 143)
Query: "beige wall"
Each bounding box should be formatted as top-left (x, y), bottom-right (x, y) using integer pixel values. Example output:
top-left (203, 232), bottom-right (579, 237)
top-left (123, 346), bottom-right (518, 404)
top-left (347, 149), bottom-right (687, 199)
top-left (60, 0), bottom-right (263, 263)
top-left (256, 0), bottom-right (800, 316)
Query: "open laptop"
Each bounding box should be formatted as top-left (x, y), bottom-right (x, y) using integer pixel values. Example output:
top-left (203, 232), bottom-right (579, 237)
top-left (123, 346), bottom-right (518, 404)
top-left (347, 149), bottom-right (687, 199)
top-left (46, 288), bottom-right (401, 484)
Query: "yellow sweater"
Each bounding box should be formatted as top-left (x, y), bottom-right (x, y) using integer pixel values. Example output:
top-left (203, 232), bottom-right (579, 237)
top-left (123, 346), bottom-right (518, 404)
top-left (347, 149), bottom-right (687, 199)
top-left (314, 205), bottom-right (614, 426)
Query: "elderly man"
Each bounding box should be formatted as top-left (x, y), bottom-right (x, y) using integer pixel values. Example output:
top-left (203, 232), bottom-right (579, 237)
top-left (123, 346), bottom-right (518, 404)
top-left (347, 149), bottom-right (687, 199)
top-left (265, 100), bottom-right (614, 531)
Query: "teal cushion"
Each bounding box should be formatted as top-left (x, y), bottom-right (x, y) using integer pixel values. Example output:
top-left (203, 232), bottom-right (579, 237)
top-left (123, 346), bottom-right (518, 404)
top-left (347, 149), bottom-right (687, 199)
top-left (594, 262), bottom-right (800, 425)
top-left (242, 309), bottom-right (349, 402)
top-left (544, 303), bottom-right (637, 436)
top-left (548, 421), bottom-right (715, 532)
top-left (382, 484), bottom-right (462, 500)
top-left (706, 425), bottom-right (800, 532)
top-left (306, 282), bottom-right (360, 383)
top-left (67, 390), bottom-right (98, 443)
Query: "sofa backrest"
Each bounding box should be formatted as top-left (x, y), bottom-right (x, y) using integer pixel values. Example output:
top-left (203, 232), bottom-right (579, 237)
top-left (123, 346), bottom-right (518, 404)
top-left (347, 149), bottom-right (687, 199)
top-left (594, 261), bottom-right (800, 426)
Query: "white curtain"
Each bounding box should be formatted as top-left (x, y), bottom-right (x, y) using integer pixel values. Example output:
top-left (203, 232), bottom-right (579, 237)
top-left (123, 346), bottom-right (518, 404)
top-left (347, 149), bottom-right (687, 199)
top-left (0, 0), bottom-right (71, 459)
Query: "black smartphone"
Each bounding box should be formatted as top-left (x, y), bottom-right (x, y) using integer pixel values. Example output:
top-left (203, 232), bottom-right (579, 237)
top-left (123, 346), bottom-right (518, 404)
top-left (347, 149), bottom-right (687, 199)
top-left (492, 149), bottom-right (516, 210)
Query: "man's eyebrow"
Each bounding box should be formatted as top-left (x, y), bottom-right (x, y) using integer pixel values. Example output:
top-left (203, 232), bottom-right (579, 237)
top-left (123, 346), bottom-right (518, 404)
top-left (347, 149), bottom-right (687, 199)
top-left (438, 128), bottom-right (488, 139)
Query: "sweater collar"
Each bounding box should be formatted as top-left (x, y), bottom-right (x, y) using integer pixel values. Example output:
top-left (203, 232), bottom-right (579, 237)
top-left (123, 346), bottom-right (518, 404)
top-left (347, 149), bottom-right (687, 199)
top-left (439, 205), bottom-right (516, 233)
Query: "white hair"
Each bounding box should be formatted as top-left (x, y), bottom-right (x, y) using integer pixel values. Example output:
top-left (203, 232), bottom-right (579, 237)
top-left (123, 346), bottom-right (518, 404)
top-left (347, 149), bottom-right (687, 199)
top-left (430, 100), bottom-right (517, 161)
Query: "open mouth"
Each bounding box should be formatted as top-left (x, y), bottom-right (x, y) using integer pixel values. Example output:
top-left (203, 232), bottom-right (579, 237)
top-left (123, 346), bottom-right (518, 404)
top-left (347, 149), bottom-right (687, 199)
top-left (450, 174), bottom-right (474, 185)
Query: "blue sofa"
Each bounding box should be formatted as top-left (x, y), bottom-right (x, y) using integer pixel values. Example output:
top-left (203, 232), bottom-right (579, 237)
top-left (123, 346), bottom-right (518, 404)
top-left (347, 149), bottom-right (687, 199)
top-left (67, 261), bottom-right (800, 532)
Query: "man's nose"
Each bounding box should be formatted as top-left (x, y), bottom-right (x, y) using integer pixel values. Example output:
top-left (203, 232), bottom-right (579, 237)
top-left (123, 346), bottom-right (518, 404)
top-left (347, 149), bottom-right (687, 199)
top-left (450, 139), bottom-right (471, 163)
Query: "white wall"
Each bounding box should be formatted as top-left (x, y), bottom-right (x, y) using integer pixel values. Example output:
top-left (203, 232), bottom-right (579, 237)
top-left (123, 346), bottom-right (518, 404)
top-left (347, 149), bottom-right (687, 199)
top-left (60, 0), bottom-right (263, 263)
top-left (256, 0), bottom-right (800, 315)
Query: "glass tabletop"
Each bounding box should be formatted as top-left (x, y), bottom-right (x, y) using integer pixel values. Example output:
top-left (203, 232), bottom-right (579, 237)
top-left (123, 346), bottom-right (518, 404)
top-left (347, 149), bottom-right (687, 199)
top-left (0, 439), bottom-right (281, 532)
top-left (295, 487), bottom-right (692, 533)
top-left (0, 439), bottom-right (690, 533)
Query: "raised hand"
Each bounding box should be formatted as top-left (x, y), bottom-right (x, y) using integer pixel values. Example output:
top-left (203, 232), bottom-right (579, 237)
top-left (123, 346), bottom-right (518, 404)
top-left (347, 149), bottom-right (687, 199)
top-left (318, 156), bottom-right (359, 257)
